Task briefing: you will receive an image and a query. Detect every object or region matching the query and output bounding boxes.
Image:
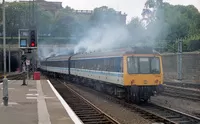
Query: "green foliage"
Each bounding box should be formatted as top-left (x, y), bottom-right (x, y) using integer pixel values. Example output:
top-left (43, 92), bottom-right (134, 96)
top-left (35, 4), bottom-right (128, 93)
top-left (127, 17), bottom-right (146, 42)
top-left (135, 2), bottom-right (200, 52)
top-left (90, 6), bottom-right (124, 26)
top-left (0, 1), bottom-right (199, 52)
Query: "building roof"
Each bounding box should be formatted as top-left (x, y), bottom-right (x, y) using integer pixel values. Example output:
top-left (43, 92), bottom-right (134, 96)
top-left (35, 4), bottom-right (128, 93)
top-left (19, 0), bottom-right (63, 12)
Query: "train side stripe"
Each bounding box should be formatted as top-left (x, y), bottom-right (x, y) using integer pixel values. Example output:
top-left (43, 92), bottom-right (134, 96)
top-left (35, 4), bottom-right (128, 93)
top-left (43, 66), bottom-right (123, 77)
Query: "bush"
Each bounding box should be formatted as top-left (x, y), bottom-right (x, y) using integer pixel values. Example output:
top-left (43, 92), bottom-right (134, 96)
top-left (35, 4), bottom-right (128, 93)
top-left (187, 40), bottom-right (200, 51)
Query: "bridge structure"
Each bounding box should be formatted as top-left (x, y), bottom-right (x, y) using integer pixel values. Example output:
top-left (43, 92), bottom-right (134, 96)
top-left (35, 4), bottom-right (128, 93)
top-left (0, 36), bottom-right (73, 40)
top-left (0, 40), bottom-right (76, 73)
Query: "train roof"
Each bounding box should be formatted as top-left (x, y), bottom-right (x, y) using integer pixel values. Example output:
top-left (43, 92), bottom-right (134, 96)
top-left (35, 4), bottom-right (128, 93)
top-left (46, 55), bottom-right (71, 61)
top-left (46, 47), bottom-right (160, 61)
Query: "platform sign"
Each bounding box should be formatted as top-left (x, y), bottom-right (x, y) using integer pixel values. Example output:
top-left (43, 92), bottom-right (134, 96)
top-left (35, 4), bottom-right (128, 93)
top-left (18, 29), bottom-right (29, 48)
top-left (26, 60), bottom-right (30, 66)
top-left (20, 30), bottom-right (29, 37)
top-left (20, 39), bottom-right (27, 47)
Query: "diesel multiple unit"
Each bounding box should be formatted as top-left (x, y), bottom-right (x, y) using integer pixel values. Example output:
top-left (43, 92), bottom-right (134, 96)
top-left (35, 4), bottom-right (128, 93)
top-left (40, 47), bottom-right (164, 103)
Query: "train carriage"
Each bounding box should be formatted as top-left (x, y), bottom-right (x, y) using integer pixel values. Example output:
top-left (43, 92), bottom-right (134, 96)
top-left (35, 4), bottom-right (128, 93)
top-left (40, 47), bottom-right (164, 103)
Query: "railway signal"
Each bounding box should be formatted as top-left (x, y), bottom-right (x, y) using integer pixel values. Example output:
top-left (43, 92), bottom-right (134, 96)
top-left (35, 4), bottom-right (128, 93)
top-left (29, 29), bottom-right (37, 48)
top-left (18, 29), bottom-right (38, 49)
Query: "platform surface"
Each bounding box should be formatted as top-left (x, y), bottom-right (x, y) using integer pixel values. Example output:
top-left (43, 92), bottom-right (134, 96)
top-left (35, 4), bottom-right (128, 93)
top-left (0, 80), bottom-right (82, 124)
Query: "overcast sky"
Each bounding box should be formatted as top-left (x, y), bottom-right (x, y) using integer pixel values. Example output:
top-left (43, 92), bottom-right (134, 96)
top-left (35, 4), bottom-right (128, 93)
top-left (2, 0), bottom-right (200, 22)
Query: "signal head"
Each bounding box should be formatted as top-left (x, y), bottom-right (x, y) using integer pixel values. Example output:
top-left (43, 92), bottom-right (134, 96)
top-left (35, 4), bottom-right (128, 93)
top-left (29, 29), bottom-right (37, 48)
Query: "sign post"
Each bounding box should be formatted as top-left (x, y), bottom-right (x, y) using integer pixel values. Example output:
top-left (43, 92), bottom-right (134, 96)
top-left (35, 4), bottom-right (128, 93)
top-left (177, 41), bottom-right (182, 80)
top-left (3, 75), bottom-right (8, 106)
top-left (26, 60), bottom-right (30, 80)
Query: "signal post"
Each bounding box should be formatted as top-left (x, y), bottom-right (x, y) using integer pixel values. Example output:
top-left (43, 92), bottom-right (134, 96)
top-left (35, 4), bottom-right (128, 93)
top-left (18, 29), bottom-right (38, 83)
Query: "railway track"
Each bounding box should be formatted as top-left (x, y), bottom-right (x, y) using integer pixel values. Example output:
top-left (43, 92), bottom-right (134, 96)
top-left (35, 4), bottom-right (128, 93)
top-left (141, 103), bottom-right (200, 124)
top-left (57, 79), bottom-right (200, 124)
top-left (0, 72), bottom-right (26, 82)
top-left (162, 85), bottom-right (200, 101)
top-left (162, 91), bottom-right (200, 101)
top-left (44, 73), bottom-right (200, 124)
top-left (93, 88), bottom-right (200, 124)
top-left (49, 78), bottom-right (120, 124)
top-left (164, 81), bottom-right (200, 89)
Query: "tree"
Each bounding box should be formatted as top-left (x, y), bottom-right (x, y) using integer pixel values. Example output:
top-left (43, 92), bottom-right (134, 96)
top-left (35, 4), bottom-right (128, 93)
top-left (127, 17), bottom-right (146, 42)
top-left (0, 2), bottom-right (55, 37)
top-left (50, 7), bottom-right (83, 42)
top-left (90, 6), bottom-right (124, 27)
top-left (0, 2), bottom-right (30, 37)
top-left (36, 6), bottom-right (54, 36)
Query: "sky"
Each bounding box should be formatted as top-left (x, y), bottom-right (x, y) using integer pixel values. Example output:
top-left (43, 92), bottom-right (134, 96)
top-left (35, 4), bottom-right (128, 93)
top-left (49, 0), bottom-right (200, 22)
top-left (2, 0), bottom-right (200, 22)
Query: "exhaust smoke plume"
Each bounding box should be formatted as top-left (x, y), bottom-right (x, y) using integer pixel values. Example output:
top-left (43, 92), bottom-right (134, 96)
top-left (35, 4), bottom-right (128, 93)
top-left (38, 44), bottom-right (74, 60)
top-left (74, 24), bottom-right (131, 54)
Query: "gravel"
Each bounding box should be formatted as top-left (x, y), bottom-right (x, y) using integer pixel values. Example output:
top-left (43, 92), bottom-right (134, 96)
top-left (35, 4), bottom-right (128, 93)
top-left (67, 83), bottom-right (152, 124)
top-left (151, 95), bottom-right (200, 117)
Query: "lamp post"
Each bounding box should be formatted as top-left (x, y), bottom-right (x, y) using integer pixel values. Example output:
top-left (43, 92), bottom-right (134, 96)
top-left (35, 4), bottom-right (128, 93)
top-left (2, 0), bottom-right (8, 106)
top-left (3, 0), bottom-right (6, 74)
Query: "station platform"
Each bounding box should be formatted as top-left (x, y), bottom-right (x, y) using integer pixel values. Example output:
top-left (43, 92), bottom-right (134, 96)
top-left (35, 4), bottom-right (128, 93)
top-left (0, 80), bottom-right (83, 124)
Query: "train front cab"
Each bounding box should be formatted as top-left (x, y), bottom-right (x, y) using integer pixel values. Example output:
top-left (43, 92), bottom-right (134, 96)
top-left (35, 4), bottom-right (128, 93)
top-left (123, 54), bottom-right (164, 103)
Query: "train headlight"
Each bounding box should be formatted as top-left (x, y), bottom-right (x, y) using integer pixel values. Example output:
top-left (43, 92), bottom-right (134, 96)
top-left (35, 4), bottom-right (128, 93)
top-left (155, 79), bottom-right (159, 84)
top-left (131, 80), bottom-right (135, 85)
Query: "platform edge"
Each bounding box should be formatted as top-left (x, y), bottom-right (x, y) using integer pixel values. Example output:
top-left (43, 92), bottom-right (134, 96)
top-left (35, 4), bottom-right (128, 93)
top-left (47, 80), bottom-right (83, 124)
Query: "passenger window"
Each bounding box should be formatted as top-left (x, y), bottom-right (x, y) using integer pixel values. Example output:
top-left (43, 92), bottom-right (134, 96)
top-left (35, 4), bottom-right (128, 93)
top-left (139, 58), bottom-right (150, 73)
top-left (127, 57), bottom-right (138, 74)
top-left (151, 58), bottom-right (160, 73)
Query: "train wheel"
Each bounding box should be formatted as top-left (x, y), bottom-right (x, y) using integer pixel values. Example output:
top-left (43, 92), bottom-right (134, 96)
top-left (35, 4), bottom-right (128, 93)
top-left (132, 94), bottom-right (140, 104)
top-left (143, 99), bottom-right (149, 103)
top-left (131, 86), bottom-right (140, 104)
top-left (125, 88), bottom-right (131, 103)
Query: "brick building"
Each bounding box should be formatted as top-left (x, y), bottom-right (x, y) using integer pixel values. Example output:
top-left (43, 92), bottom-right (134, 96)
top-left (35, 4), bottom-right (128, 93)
top-left (73, 10), bottom-right (127, 24)
top-left (19, 0), bottom-right (63, 14)
top-left (19, 0), bottom-right (126, 24)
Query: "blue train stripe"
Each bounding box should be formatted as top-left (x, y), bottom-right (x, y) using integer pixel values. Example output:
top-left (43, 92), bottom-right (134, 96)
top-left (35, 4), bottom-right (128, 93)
top-left (46, 66), bottom-right (123, 77)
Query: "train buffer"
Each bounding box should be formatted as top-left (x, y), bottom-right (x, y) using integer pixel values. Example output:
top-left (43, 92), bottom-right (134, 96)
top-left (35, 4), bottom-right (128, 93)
top-left (0, 79), bottom-right (83, 124)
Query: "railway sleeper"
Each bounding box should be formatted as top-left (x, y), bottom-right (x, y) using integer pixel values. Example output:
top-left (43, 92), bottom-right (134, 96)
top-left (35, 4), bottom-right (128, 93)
top-left (70, 105), bottom-right (91, 108)
top-left (69, 104), bottom-right (92, 107)
top-left (83, 120), bottom-right (111, 123)
top-left (73, 107), bottom-right (94, 110)
top-left (69, 103), bottom-right (90, 106)
top-left (84, 121), bottom-right (111, 124)
top-left (77, 114), bottom-right (102, 117)
top-left (79, 115), bottom-right (105, 119)
top-left (171, 119), bottom-right (192, 123)
top-left (165, 116), bottom-right (183, 119)
top-left (73, 110), bottom-right (97, 113)
top-left (82, 118), bottom-right (108, 122)
top-left (75, 112), bottom-right (99, 115)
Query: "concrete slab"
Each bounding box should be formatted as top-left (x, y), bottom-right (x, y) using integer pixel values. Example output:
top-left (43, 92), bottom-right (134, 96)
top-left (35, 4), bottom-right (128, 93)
top-left (0, 80), bottom-right (37, 124)
top-left (0, 80), bottom-right (83, 124)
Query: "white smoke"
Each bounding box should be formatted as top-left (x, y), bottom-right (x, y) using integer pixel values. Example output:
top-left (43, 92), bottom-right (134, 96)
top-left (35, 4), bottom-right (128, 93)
top-left (38, 44), bottom-right (74, 60)
top-left (74, 24), bottom-right (131, 54)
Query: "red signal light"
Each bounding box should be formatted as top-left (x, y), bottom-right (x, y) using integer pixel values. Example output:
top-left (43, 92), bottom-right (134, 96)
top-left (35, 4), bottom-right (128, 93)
top-left (30, 42), bottom-right (35, 47)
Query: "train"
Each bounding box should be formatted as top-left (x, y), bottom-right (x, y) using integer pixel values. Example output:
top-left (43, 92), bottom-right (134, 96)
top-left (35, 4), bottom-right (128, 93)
top-left (39, 47), bottom-right (164, 103)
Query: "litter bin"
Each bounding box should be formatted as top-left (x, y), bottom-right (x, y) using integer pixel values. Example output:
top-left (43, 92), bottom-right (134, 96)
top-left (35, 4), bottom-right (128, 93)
top-left (33, 72), bottom-right (40, 80)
